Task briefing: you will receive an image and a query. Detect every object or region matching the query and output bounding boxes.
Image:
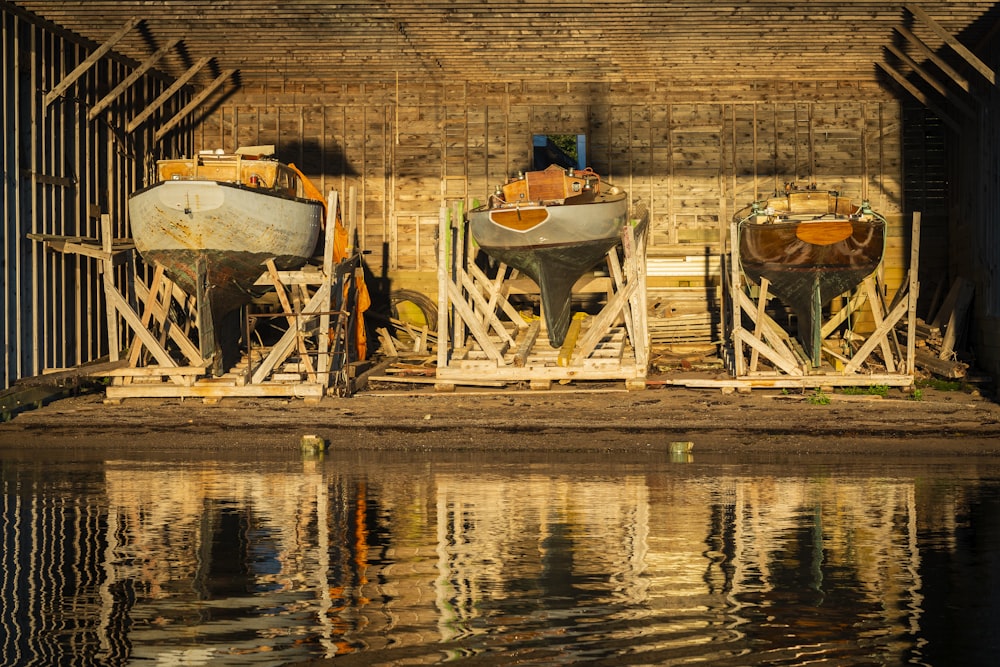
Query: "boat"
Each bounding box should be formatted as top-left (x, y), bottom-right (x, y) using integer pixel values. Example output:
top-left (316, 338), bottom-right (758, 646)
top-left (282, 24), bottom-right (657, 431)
top-left (127, 146), bottom-right (325, 375)
top-left (468, 165), bottom-right (632, 348)
top-left (735, 185), bottom-right (887, 367)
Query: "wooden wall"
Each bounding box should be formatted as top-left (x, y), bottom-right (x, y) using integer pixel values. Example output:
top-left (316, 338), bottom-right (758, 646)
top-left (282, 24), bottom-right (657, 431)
top-left (1, 4), bottom-right (185, 390)
top-left (194, 81), bottom-right (909, 303)
top-left (7, 3), bottom-right (997, 391)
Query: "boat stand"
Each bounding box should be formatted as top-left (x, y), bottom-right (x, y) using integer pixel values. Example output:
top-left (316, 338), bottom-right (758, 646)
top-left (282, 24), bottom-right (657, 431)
top-left (707, 212), bottom-right (922, 390)
top-left (434, 203), bottom-right (651, 391)
top-left (33, 191), bottom-right (365, 403)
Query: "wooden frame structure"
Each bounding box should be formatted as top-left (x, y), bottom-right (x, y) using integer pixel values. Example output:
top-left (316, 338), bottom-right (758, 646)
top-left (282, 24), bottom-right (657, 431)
top-left (707, 212), bottom-right (922, 390)
top-left (32, 191), bottom-right (365, 402)
top-left (434, 203), bottom-right (651, 391)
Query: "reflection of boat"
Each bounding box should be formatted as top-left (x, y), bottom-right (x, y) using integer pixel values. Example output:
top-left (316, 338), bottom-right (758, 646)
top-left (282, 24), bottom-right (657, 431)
top-left (735, 187), bottom-right (887, 366)
top-left (468, 165), bottom-right (630, 347)
top-left (127, 147), bottom-right (324, 374)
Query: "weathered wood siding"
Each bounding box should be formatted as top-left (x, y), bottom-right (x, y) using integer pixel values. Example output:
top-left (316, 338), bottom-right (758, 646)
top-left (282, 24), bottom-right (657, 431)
top-left (196, 81), bottom-right (907, 296)
top-left (0, 5), bottom-right (184, 390)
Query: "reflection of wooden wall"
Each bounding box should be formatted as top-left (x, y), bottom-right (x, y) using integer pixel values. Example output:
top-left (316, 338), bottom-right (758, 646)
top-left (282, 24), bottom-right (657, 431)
top-left (195, 81), bottom-right (906, 293)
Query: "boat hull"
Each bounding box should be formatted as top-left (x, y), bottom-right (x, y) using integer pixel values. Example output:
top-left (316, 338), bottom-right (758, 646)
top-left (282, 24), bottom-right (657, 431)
top-left (469, 194), bottom-right (628, 347)
top-left (736, 192), bottom-right (885, 366)
top-left (128, 179), bottom-right (323, 372)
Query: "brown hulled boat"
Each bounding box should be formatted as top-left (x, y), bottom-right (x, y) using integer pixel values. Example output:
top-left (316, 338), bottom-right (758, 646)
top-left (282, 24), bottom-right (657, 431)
top-left (735, 187), bottom-right (887, 367)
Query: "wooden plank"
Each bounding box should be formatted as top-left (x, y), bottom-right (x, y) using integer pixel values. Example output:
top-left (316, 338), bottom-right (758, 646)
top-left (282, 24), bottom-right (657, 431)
top-left (126, 57), bottom-right (212, 133)
top-left (749, 277), bottom-right (770, 372)
top-left (265, 259), bottom-right (316, 376)
top-left (132, 273), bottom-right (204, 365)
top-left (154, 69), bottom-right (237, 142)
top-left (863, 276), bottom-right (896, 373)
top-left (104, 382), bottom-right (325, 400)
top-left (513, 320), bottom-right (541, 367)
top-left (251, 282), bottom-right (331, 384)
top-left (907, 4), bottom-right (995, 85)
top-left (44, 17), bottom-right (141, 107)
top-left (884, 43), bottom-right (975, 118)
top-left (88, 38), bottom-right (180, 120)
top-left (936, 276), bottom-right (974, 359)
top-left (875, 61), bottom-right (960, 133)
top-left (894, 25), bottom-right (971, 94)
top-left (843, 297), bottom-right (910, 374)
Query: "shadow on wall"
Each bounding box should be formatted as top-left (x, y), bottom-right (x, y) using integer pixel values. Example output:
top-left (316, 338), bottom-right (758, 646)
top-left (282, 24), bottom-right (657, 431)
top-left (279, 141), bottom-right (359, 177)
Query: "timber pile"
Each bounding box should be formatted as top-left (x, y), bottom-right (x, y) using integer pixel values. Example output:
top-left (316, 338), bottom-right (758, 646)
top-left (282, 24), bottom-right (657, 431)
top-left (649, 312), bottom-right (718, 346)
top-left (646, 286), bottom-right (722, 354)
top-left (903, 277), bottom-right (974, 379)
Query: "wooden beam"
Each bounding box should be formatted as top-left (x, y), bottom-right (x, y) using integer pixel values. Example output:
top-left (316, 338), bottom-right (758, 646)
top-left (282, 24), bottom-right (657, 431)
top-left (895, 26), bottom-right (971, 94)
top-left (907, 4), bottom-right (995, 85)
top-left (44, 17), bottom-right (141, 107)
top-left (126, 56), bottom-right (211, 133)
top-left (906, 212), bottom-right (921, 376)
top-left (884, 43), bottom-right (976, 117)
top-left (88, 38), bottom-right (180, 120)
top-left (153, 68), bottom-right (236, 142)
top-left (876, 60), bottom-right (960, 132)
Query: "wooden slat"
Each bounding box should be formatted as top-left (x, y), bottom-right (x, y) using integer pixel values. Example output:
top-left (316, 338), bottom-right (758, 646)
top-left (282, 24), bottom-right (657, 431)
top-left (12, 1), bottom-right (999, 87)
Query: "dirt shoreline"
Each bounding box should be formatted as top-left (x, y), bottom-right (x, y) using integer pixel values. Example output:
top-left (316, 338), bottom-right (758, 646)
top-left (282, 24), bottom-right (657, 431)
top-left (2, 378), bottom-right (999, 458)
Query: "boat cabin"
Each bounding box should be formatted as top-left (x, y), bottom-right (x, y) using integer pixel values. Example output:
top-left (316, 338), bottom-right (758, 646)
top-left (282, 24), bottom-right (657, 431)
top-left (156, 152), bottom-right (303, 199)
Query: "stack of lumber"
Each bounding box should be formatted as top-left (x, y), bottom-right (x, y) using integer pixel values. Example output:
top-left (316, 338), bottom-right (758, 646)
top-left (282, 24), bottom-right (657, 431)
top-left (905, 277), bottom-right (974, 379)
top-left (649, 312), bottom-right (718, 346)
top-left (647, 286), bottom-right (721, 350)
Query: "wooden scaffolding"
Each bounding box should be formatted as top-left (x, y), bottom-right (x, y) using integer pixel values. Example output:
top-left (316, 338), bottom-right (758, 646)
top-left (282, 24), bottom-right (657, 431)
top-left (33, 190), bottom-right (366, 402)
top-left (434, 202), bottom-right (651, 391)
top-left (713, 211), bottom-right (922, 390)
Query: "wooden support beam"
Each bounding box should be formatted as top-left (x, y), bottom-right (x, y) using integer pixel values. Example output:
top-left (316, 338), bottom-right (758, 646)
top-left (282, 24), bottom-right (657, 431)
top-left (862, 276), bottom-right (896, 373)
top-left (907, 4), bottom-right (995, 85)
top-left (316, 190), bottom-right (339, 386)
top-left (88, 38), bottom-right (180, 120)
top-left (842, 298), bottom-right (910, 375)
top-left (820, 289), bottom-right (868, 339)
top-left (513, 321), bottom-right (541, 367)
top-left (153, 68), bottom-right (236, 142)
top-left (266, 259), bottom-right (316, 377)
top-left (445, 278), bottom-right (505, 361)
top-left (251, 282), bottom-right (331, 384)
top-left (895, 25), bottom-right (971, 94)
top-left (436, 205), bottom-right (450, 370)
top-left (905, 212), bottom-right (921, 375)
top-left (749, 277), bottom-right (770, 372)
top-left (44, 17), bottom-right (141, 107)
top-left (736, 290), bottom-right (799, 366)
top-left (932, 276), bottom-right (974, 360)
top-left (876, 60), bottom-right (960, 132)
top-left (131, 274), bottom-right (203, 366)
top-left (884, 43), bottom-right (976, 117)
top-left (736, 329), bottom-right (803, 376)
top-left (126, 56), bottom-right (211, 133)
top-left (728, 221), bottom-right (747, 377)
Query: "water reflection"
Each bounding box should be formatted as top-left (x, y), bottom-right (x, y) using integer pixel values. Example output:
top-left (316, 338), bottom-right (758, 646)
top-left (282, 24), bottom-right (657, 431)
top-left (1, 449), bottom-right (998, 665)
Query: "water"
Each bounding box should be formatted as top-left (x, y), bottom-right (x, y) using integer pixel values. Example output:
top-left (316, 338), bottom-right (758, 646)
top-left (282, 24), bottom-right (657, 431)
top-left (2, 444), bottom-right (999, 666)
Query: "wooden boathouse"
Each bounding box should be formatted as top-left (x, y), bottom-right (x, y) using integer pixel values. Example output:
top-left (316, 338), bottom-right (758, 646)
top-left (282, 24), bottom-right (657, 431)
top-left (2, 1), bottom-right (999, 400)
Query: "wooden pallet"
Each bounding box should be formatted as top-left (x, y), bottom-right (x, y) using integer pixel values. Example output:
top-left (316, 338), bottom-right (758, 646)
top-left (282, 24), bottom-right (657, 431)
top-left (435, 202), bottom-right (651, 391)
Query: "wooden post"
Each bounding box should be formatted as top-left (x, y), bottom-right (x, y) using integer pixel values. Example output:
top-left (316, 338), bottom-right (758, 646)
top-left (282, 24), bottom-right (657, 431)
top-left (436, 204), bottom-right (450, 370)
top-left (749, 277), bottom-right (770, 372)
top-left (316, 189), bottom-right (339, 387)
top-left (729, 220), bottom-right (747, 376)
top-left (100, 215), bottom-right (120, 362)
top-left (906, 212), bottom-right (921, 375)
